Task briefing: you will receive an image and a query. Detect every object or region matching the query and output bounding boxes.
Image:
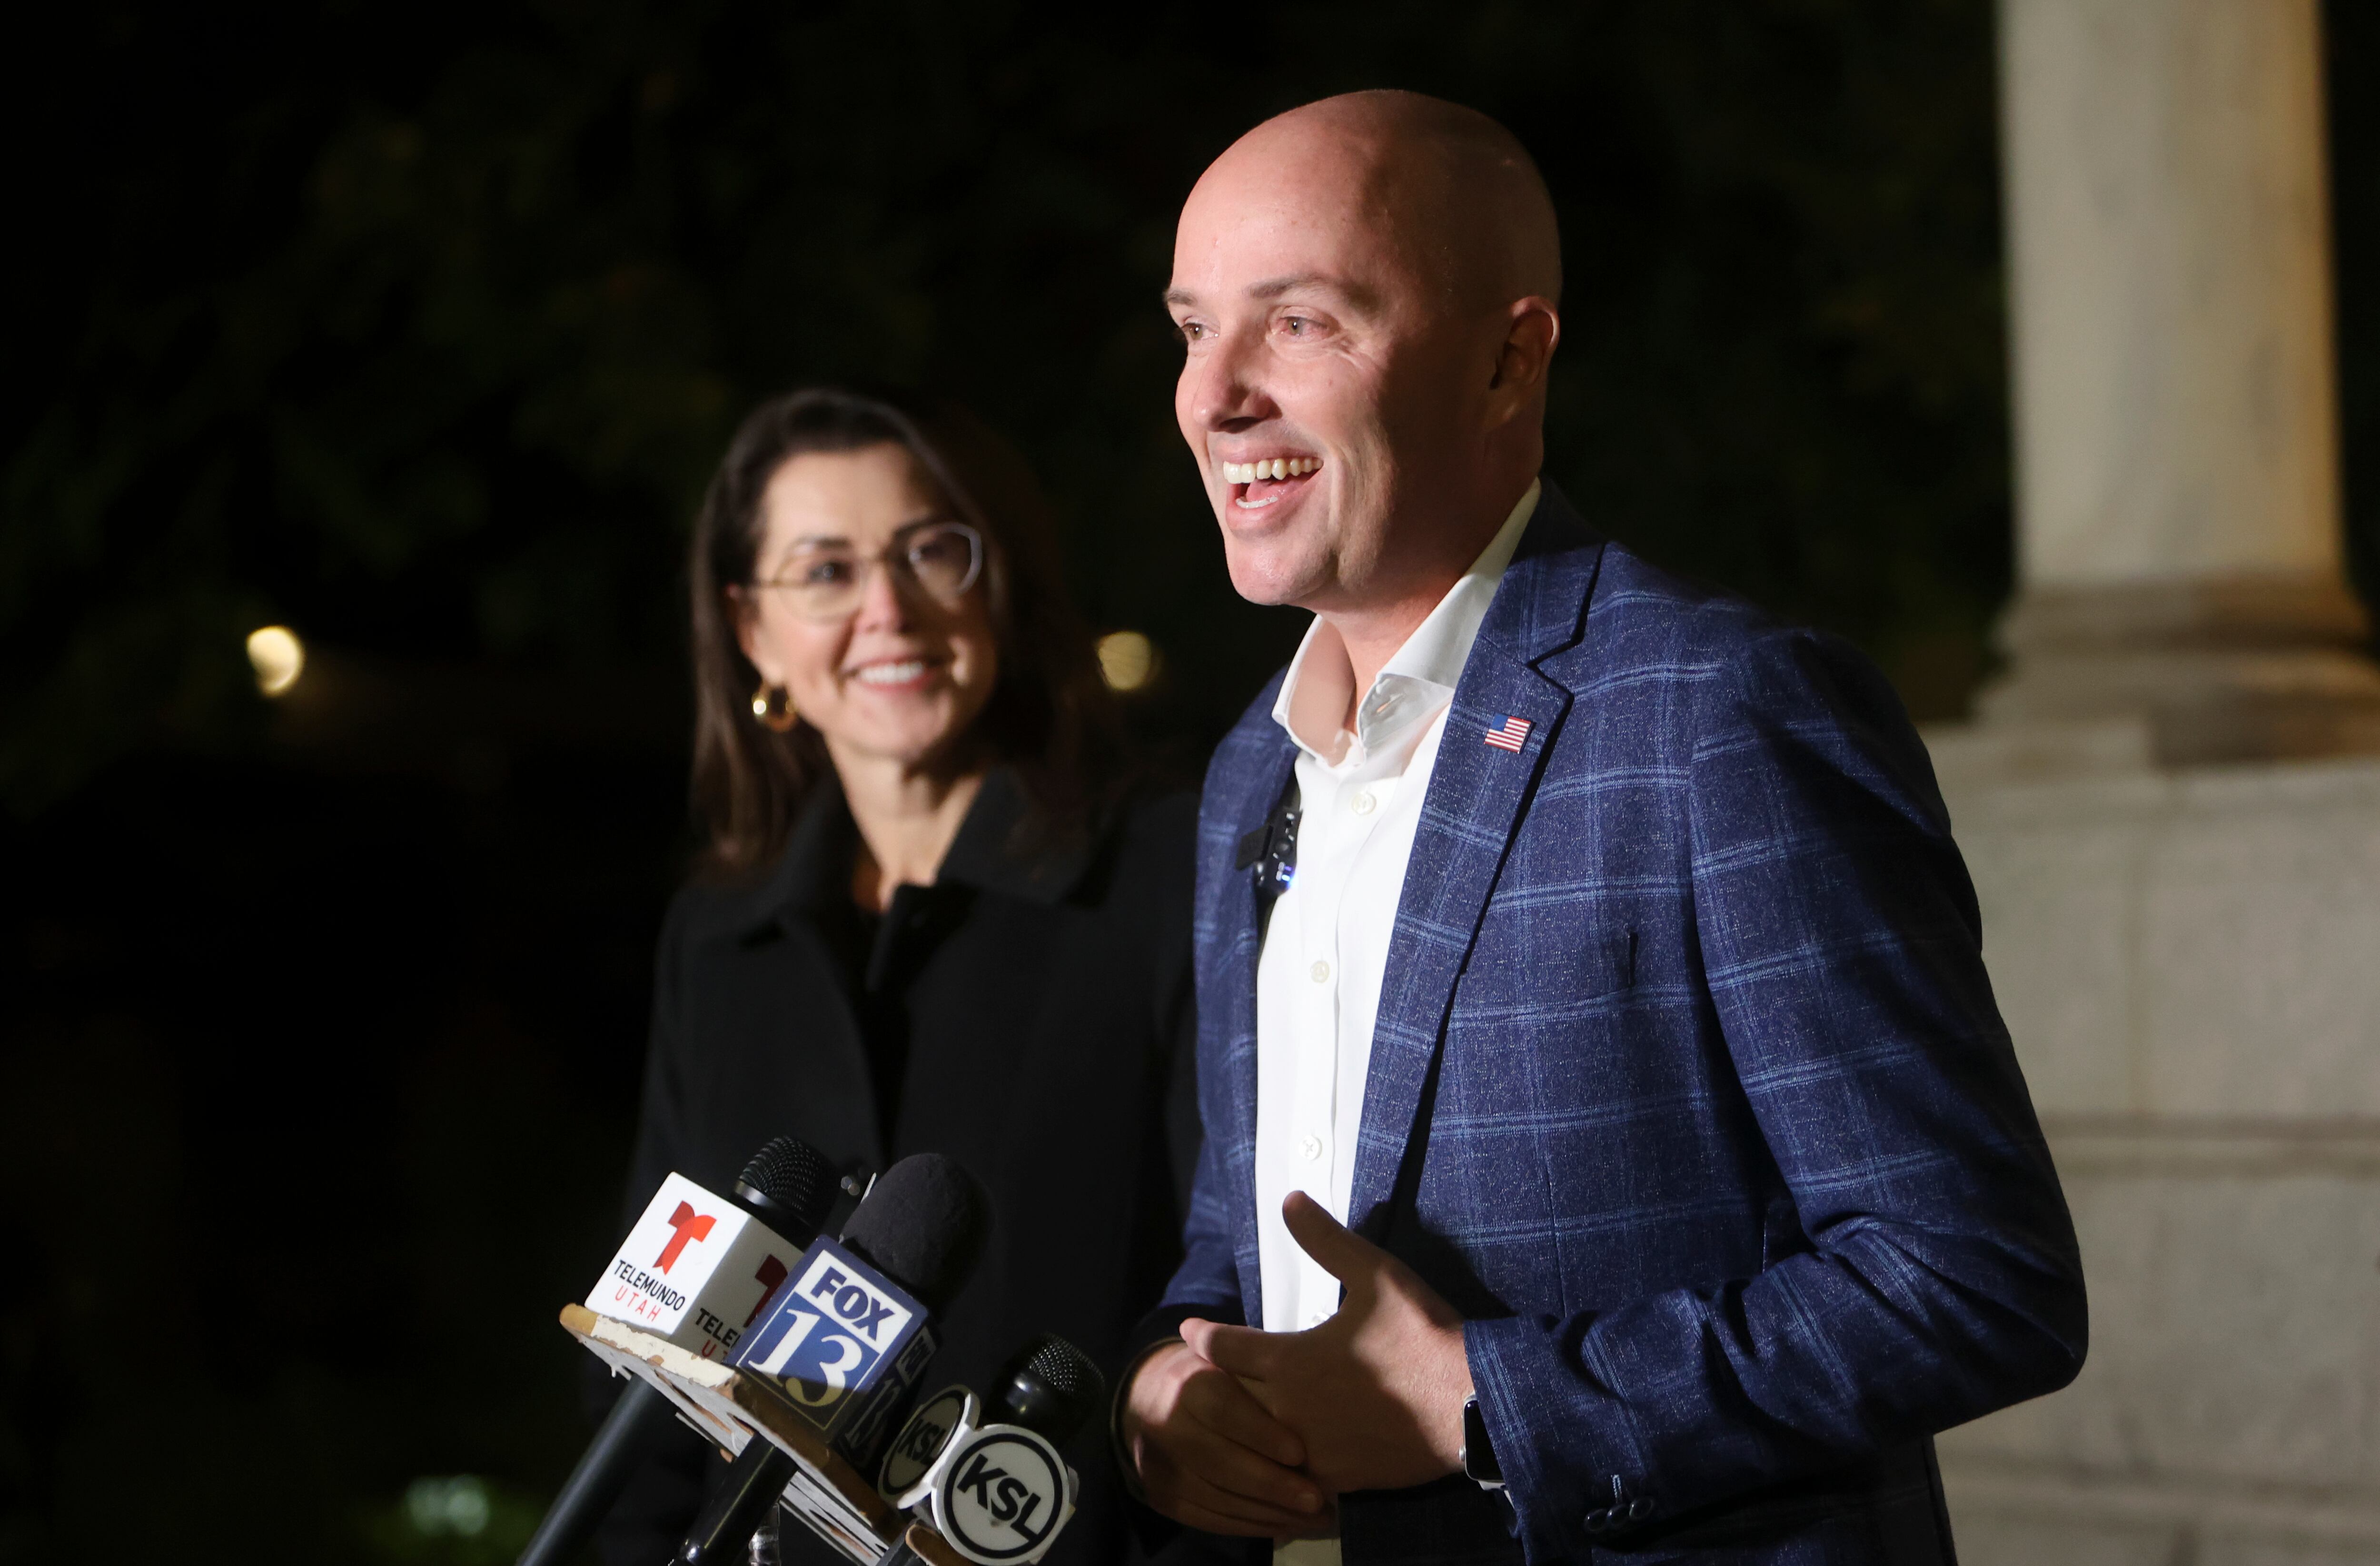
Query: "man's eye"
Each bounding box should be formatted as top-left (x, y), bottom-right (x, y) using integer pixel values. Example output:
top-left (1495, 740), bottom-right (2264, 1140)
top-left (1283, 317), bottom-right (1313, 335)
top-left (801, 558), bottom-right (854, 585)
top-left (1178, 321), bottom-right (1208, 342)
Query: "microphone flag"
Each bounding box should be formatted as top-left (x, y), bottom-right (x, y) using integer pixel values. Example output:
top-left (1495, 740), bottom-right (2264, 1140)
top-left (878, 1388), bottom-right (1077, 1565)
top-left (587, 1172), bottom-right (802, 1361)
top-left (732, 1234), bottom-right (938, 1462)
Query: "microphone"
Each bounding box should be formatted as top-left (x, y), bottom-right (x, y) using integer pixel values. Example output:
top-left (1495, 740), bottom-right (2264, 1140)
top-left (519, 1137), bottom-right (839, 1566)
top-left (991, 1334), bottom-right (1107, 1440)
top-left (674, 1153), bottom-right (992, 1566)
top-left (875, 1335), bottom-right (1105, 1566)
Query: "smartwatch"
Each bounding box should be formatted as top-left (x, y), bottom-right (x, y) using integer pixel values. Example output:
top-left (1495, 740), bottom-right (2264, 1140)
top-left (1459, 1394), bottom-right (1503, 1490)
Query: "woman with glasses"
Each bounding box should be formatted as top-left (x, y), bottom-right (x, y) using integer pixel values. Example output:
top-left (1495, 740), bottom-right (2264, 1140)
top-left (599, 387), bottom-right (1201, 1566)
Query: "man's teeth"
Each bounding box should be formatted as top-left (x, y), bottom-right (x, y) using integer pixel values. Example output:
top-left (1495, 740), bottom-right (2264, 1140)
top-left (853, 660), bottom-right (927, 685)
top-left (1220, 457), bottom-right (1320, 484)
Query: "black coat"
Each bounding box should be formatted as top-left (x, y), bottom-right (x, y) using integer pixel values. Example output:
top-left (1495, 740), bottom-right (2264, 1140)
top-left (598, 769), bottom-right (1202, 1566)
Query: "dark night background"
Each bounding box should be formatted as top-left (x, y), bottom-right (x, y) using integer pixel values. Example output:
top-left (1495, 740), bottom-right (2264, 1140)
top-left (4, 3), bottom-right (2377, 1562)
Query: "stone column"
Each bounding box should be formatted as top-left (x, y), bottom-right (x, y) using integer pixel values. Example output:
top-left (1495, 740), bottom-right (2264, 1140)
top-left (1938, 7), bottom-right (2380, 1559)
top-left (1982, 0), bottom-right (2380, 764)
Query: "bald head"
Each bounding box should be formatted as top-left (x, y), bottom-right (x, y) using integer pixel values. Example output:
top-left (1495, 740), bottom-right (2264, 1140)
top-left (1165, 92), bottom-right (1564, 651)
top-left (1207, 90), bottom-right (1562, 311)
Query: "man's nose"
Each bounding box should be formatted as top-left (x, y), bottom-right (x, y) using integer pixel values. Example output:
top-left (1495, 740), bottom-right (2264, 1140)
top-left (1185, 326), bottom-right (1273, 432)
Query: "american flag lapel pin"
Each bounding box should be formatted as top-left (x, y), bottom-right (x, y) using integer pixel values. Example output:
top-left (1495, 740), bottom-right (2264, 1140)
top-left (1483, 714), bottom-right (1532, 752)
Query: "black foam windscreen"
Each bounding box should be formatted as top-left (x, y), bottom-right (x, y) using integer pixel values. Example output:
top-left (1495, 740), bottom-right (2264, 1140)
top-left (731, 1136), bottom-right (838, 1249)
top-left (837, 1153), bottom-right (991, 1314)
top-left (994, 1333), bottom-right (1105, 1447)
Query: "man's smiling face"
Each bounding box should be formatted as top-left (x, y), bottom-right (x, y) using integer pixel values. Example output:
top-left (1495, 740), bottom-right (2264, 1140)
top-left (1166, 121), bottom-right (1497, 617)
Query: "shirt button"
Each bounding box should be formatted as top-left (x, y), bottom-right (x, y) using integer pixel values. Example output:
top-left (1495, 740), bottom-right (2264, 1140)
top-left (1299, 1134), bottom-right (1323, 1161)
top-left (1351, 791), bottom-right (1376, 816)
top-left (1310, 959), bottom-right (1331, 983)
top-left (1305, 1310), bottom-right (1329, 1328)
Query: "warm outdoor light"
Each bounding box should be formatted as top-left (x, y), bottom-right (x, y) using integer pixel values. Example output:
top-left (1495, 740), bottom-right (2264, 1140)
top-left (246, 625), bottom-right (305, 696)
top-left (1097, 630), bottom-right (1156, 692)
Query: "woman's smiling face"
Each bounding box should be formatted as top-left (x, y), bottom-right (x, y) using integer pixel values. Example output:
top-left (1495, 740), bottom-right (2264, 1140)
top-left (735, 442), bottom-right (1000, 774)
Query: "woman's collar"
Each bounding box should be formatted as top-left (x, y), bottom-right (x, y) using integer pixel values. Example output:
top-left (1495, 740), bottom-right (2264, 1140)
top-left (743, 764), bottom-right (1094, 935)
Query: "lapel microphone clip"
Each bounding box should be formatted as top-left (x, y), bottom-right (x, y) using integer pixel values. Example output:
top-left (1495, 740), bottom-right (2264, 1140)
top-left (1235, 795), bottom-right (1301, 902)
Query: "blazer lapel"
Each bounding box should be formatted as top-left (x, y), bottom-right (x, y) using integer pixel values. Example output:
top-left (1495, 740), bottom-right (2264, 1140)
top-left (1200, 712), bottom-right (1298, 1312)
top-left (1348, 487), bottom-right (1607, 1234)
top-left (1214, 744), bottom-right (1295, 1157)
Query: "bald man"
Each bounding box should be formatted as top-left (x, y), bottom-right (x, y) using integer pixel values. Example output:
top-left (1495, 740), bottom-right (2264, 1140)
top-left (1117, 92), bottom-right (2085, 1566)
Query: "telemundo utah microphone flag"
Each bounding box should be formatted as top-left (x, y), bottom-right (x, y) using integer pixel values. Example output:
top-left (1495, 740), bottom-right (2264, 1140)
top-left (586, 1171), bottom-right (803, 1360)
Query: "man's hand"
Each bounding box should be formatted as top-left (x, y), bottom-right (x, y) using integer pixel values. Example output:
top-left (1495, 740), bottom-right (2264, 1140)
top-left (1120, 1337), bottom-right (1333, 1537)
top-left (1181, 1191), bottom-right (1473, 1495)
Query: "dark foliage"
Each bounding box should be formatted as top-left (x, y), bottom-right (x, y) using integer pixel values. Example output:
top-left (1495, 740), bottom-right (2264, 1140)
top-left (2, 0), bottom-right (2024, 815)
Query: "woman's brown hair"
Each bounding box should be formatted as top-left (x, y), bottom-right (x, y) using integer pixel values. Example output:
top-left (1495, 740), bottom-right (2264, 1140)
top-left (688, 386), bottom-right (1122, 874)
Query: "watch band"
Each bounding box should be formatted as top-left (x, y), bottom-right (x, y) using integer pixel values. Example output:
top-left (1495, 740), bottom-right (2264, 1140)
top-left (1459, 1394), bottom-right (1504, 1490)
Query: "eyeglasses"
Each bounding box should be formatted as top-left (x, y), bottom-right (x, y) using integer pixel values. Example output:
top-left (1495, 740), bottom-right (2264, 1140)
top-left (749, 521), bottom-right (984, 622)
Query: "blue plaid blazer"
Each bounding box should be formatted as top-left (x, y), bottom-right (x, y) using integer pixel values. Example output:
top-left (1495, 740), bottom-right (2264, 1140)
top-left (1160, 486), bottom-right (2085, 1564)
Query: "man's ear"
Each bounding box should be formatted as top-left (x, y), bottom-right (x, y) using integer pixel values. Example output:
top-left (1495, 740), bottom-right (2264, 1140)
top-left (1485, 296), bottom-right (1560, 425)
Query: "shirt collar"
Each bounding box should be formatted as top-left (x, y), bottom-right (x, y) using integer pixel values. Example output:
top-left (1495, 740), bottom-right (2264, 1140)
top-left (739, 764), bottom-right (1093, 936)
top-left (1271, 478), bottom-right (1541, 768)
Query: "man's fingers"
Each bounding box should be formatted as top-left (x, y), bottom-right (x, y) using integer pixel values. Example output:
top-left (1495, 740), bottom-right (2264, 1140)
top-left (1166, 1471), bottom-right (1330, 1536)
top-left (1161, 1494), bottom-right (1316, 1539)
top-left (1178, 1342), bottom-right (1308, 1468)
top-left (1177, 1316), bottom-right (1227, 1360)
top-left (1280, 1189), bottom-right (1374, 1288)
top-left (1184, 1319), bottom-right (1282, 1381)
top-left (1167, 1456), bottom-right (1319, 1525)
top-left (1130, 1352), bottom-right (1322, 1536)
top-left (1127, 1336), bottom-right (1329, 1538)
top-left (1178, 1417), bottom-right (1320, 1511)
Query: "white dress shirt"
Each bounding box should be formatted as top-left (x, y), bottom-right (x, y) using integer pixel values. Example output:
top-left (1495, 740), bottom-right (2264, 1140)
top-left (1254, 482), bottom-right (1539, 1565)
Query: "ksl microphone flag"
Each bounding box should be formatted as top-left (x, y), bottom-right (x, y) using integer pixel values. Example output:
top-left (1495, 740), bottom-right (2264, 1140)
top-left (878, 1383), bottom-right (1079, 1565)
top-left (732, 1234), bottom-right (937, 1461)
top-left (589, 1172), bottom-right (802, 1360)
top-left (931, 1423), bottom-right (1073, 1566)
top-left (872, 1335), bottom-right (1103, 1566)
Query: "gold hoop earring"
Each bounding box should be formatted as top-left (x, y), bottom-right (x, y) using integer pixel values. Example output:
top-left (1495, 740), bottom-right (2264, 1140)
top-left (751, 683), bottom-right (798, 733)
